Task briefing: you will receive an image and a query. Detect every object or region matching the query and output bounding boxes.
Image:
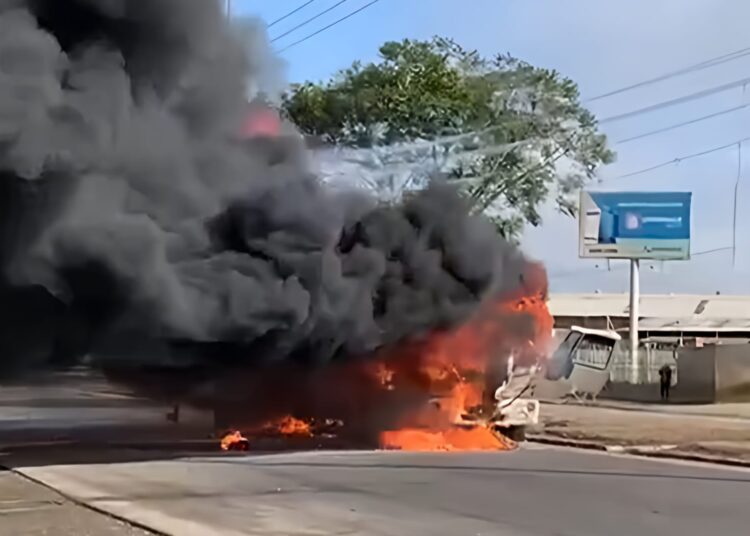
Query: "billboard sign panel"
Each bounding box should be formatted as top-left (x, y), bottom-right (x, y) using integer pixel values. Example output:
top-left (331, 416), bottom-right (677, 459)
top-left (579, 191), bottom-right (691, 260)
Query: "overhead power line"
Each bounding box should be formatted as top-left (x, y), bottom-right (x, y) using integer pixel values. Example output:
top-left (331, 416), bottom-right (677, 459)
top-left (732, 141), bottom-right (742, 268)
top-left (271, 0), bottom-right (349, 43)
top-left (693, 246), bottom-right (734, 257)
top-left (599, 76), bottom-right (750, 125)
top-left (614, 137), bottom-right (750, 179)
top-left (277, 0), bottom-right (381, 53)
top-left (268, 0), bottom-right (317, 28)
top-left (615, 104), bottom-right (749, 145)
top-left (586, 45), bottom-right (750, 102)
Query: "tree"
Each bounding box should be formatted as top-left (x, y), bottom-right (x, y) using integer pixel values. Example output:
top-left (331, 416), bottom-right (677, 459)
top-left (282, 37), bottom-right (614, 240)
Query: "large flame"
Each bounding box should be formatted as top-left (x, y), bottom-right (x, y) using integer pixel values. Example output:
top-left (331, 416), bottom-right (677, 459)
top-left (377, 262), bottom-right (553, 452)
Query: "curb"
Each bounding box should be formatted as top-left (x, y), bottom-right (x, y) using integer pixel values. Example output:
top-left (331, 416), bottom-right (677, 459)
top-left (527, 435), bottom-right (750, 469)
top-left (628, 448), bottom-right (750, 468)
top-left (526, 434), bottom-right (608, 452)
top-left (539, 399), bottom-right (750, 422)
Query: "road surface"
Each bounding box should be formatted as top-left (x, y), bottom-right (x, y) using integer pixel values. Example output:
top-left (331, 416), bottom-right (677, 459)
top-left (0, 469), bottom-right (151, 535)
top-left (11, 445), bottom-right (750, 536)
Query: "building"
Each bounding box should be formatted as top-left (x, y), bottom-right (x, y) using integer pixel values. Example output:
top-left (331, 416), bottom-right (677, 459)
top-left (548, 293), bottom-right (750, 402)
top-left (549, 293), bottom-right (750, 339)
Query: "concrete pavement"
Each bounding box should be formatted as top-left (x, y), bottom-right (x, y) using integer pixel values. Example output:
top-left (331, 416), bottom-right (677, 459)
top-left (539, 401), bottom-right (750, 461)
top-left (12, 446), bottom-right (750, 536)
top-left (563, 399), bottom-right (750, 420)
top-left (0, 468), bottom-right (152, 535)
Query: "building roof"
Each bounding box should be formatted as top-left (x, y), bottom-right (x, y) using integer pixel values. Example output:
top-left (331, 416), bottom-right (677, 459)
top-left (633, 317), bottom-right (750, 333)
top-left (549, 294), bottom-right (750, 333)
top-left (548, 293), bottom-right (750, 320)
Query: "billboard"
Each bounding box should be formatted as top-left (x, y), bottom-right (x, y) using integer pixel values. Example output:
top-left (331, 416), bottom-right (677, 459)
top-left (579, 191), bottom-right (691, 260)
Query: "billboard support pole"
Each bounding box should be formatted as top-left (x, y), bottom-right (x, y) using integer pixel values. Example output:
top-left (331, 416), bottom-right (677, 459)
top-left (628, 258), bottom-right (640, 384)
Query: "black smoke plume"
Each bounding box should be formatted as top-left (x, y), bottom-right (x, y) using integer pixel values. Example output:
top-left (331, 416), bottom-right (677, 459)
top-left (0, 0), bottom-right (531, 388)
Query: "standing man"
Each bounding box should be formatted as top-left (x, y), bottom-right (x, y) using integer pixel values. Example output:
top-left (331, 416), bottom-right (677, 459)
top-left (659, 364), bottom-right (673, 402)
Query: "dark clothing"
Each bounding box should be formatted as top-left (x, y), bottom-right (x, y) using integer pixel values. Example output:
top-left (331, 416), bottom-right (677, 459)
top-left (659, 365), bottom-right (673, 401)
top-left (660, 381), bottom-right (670, 401)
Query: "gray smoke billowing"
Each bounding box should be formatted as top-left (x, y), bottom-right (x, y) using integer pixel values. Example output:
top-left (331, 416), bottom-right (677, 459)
top-left (0, 0), bottom-right (530, 377)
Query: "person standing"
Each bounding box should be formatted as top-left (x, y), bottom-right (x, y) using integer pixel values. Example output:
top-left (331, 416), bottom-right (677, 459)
top-left (659, 364), bottom-right (673, 402)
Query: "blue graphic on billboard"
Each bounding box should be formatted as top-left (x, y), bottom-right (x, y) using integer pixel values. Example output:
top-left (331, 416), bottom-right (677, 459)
top-left (579, 191), bottom-right (691, 260)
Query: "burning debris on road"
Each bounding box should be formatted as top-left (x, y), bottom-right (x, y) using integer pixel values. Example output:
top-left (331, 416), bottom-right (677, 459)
top-left (220, 430), bottom-right (249, 452)
top-left (0, 0), bottom-right (553, 453)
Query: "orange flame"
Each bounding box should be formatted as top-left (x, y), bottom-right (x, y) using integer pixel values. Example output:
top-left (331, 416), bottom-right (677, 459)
top-left (381, 427), bottom-right (515, 451)
top-left (216, 262), bottom-right (552, 453)
top-left (220, 430), bottom-right (249, 451)
top-left (275, 415), bottom-right (313, 437)
top-left (377, 262), bottom-right (553, 452)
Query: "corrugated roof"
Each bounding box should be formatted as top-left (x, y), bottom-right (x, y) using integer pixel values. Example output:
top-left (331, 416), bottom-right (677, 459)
top-left (632, 317), bottom-right (750, 332)
top-left (549, 293), bottom-right (750, 320)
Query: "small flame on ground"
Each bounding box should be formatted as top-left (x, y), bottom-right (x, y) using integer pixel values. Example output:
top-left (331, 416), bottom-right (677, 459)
top-left (220, 430), bottom-right (249, 451)
top-left (275, 415), bottom-right (313, 436)
top-left (218, 416), bottom-right (315, 450)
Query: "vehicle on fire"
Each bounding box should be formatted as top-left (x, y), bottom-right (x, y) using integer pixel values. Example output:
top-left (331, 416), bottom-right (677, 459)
top-left (535, 325), bottom-right (622, 402)
top-left (450, 324), bottom-right (621, 441)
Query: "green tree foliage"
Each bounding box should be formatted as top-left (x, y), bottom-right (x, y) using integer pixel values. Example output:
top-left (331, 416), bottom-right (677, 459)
top-left (282, 37), bottom-right (615, 240)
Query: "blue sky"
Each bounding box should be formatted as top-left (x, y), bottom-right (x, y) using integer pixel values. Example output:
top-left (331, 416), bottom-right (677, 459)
top-left (231, 0), bottom-right (750, 295)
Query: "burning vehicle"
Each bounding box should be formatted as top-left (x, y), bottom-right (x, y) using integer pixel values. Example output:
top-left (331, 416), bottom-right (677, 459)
top-left (202, 259), bottom-right (553, 451)
top-left (0, 0), bottom-right (555, 453)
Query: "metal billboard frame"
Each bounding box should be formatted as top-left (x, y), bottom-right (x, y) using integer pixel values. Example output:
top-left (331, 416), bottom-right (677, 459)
top-left (578, 190), bottom-right (692, 383)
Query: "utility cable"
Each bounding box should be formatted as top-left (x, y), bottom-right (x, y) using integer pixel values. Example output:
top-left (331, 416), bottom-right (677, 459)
top-left (599, 76), bottom-right (750, 124)
top-left (586, 46), bottom-right (750, 102)
top-left (732, 141), bottom-right (742, 268)
top-left (613, 136), bottom-right (750, 179)
top-left (615, 104), bottom-right (749, 145)
top-left (271, 0), bottom-right (350, 43)
top-left (268, 1), bottom-right (317, 28)
top-left (277, 0), bottom-right (380, 53)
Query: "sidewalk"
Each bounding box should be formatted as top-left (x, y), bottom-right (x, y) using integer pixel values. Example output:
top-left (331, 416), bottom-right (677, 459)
top-left (536, 401), bottom-right (750, 463)
top-left (556, 399), bottom-right (750, 421)
top-left (0, 469), bottom-right (153, 535)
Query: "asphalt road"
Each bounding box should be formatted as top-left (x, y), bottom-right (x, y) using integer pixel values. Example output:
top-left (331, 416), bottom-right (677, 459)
top-left (12, 445), bottom-right (750, 536)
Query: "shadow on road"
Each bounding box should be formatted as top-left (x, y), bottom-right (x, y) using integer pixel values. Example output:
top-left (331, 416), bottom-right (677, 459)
top-left (0, 423), bottom-right (379, 469)
top-left (0, 369), bottom-right (384, 470)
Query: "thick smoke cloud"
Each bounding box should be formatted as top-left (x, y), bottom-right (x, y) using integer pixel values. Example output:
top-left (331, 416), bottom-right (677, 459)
top-left (0, 0), bottom-right (529, 377)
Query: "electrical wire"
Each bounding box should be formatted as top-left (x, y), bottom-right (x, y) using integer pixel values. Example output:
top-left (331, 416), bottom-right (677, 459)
top-left (732, 141), bottom-right (742, 267)
top-left (599, 76), bottom-right (750, 125)
top-left (271, 0), bottom-right (350, 43)
top-left (267, 0), bottom-right (317, 28)
top-left (693, 246), bottom-right (734, 257)
top-left (277, 0), bottom-right (380, 53)
top-left (586, 46), bottom-right (750, 102)
top-left (613, 136), bottom-right (750, 179)
top-left (615, 104), bottom-right (749, 145)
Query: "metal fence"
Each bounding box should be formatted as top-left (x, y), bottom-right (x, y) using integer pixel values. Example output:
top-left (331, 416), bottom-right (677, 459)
top-left (608, 341), bottom-right (678, 384)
